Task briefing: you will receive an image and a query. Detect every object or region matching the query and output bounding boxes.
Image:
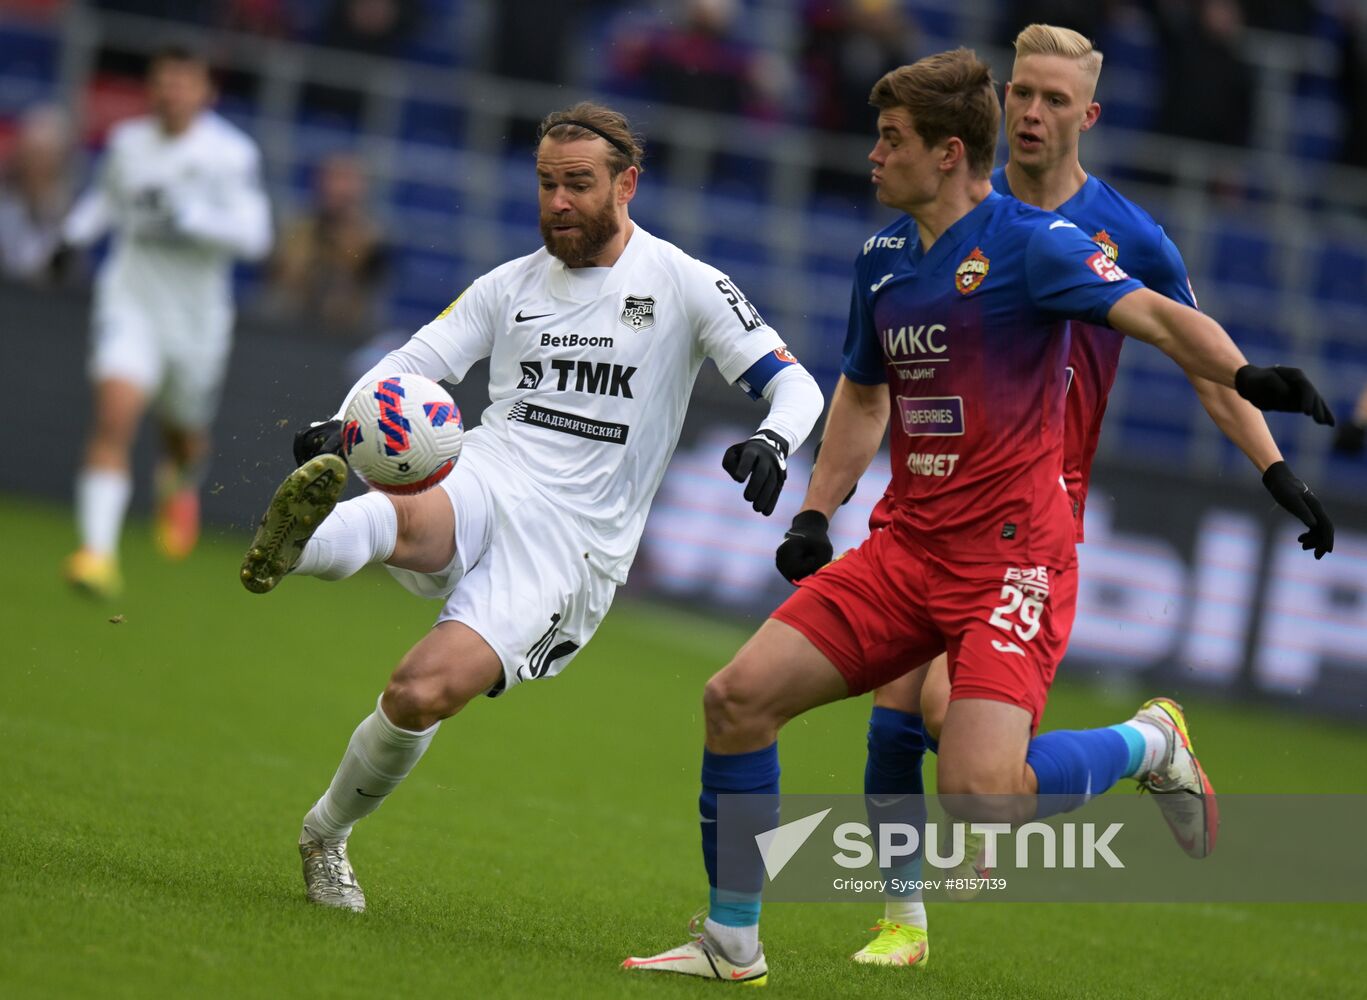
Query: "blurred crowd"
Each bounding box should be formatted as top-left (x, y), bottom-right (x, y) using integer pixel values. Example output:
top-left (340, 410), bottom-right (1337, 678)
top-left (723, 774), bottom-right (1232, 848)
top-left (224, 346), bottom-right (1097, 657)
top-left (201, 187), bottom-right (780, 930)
top-left (65, 0), bottom-right (1367, 164)
top-left (1, 0), bottom-right (1363, 349)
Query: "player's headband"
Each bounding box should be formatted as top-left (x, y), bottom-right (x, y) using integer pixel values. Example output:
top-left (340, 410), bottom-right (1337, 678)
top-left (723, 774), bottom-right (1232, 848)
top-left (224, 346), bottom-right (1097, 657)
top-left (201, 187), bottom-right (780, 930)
top-left (539, 119), bottom-right (637, 164)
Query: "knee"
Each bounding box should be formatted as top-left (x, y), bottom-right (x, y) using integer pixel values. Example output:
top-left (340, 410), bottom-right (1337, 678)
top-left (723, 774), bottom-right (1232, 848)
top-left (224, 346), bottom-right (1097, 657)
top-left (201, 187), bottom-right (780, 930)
top-left (384, 653), bottom-right (479, 730)
top-left (935, 761), bottom-right (1031, 823)
top-left (89, 415), bottom-right (136, 454)
top-left (703, 659), bottom-right (778, 745)
top-left (936, 768), bottom-right (997, 799)
top-left (702, 671), bottom-right (735, 734)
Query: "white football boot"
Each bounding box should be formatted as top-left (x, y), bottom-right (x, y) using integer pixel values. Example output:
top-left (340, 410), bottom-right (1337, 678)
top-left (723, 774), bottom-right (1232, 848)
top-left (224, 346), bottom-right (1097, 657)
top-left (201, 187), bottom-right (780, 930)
top-left (299, 825), bottom-right (366, 912)
top-left (623, 912), bottom-right (768, 985)
top-left (1133, 697), bottom-right (1219, 858)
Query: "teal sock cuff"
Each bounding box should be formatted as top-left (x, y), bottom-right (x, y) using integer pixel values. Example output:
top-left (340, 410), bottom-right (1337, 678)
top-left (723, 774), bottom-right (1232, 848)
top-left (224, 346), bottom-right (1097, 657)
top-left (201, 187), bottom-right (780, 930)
top-left (1108, 723), bottom-right (1147, 776)
top-left (709, 887), bottom-right (761, 927)
top-left (885, 856), bottom-right (924, 896)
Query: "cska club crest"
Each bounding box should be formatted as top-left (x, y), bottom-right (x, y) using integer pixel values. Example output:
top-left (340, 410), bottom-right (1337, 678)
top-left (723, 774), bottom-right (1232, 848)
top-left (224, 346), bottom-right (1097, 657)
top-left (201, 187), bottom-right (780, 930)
top-left (1092, 230), bottom-right (1120, 262)
top-left (620, 294), bottom-right (655, 330)
top-left (955, 247), bottom-right (990, 295)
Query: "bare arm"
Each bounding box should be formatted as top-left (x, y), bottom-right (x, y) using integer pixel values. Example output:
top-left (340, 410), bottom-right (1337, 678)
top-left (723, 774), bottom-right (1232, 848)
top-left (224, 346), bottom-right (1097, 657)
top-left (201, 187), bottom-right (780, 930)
top-left (1188, 374), bottom-right (1282, 473)
top-left (802, 376), bottom-right (889, 521)
top-left (1109, 287), bottom-right (1334, 557)
top-left (1106, 287), bottom-right (1247, 385)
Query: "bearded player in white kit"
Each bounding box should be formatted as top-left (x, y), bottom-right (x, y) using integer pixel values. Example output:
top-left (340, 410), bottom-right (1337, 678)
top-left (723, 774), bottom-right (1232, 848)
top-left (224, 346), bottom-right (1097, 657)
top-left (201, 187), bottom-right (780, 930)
top-left (62, 46), bottom-right (272, 597)
top-left (238, 102), bottom-right (825, 912)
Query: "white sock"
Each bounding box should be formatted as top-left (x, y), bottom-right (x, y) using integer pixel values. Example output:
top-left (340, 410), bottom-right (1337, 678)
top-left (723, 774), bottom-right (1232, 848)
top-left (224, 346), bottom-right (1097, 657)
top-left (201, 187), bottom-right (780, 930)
top-left (290, 492), bottom-right (397, 581)
top-left (302, 695), bottom-right (440, 841)
top-left (76, 467), bottom-right (132, 557)
top-left (885, 897), bottom-right (927, 928)
top-left (703, 918), bottom-right (760, 965)
top-left (1120, 718), bottom-right (1169, 778)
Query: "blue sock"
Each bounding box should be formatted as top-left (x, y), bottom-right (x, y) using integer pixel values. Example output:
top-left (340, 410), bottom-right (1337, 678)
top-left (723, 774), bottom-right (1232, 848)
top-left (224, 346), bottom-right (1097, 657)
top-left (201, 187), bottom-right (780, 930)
top-left (865, 707), bottom-right (927, 890)
top-left (701, 744), bottom-right (779, 927)
top-left (1026, 728), bottom-right (1131, 819)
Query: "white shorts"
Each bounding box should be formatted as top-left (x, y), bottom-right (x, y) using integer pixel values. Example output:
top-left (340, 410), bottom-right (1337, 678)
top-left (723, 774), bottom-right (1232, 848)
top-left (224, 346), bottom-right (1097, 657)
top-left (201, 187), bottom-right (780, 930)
top-left (89, 301), bottom-right (232, 430)
top-left (385, 444), bottom-right (618, 697)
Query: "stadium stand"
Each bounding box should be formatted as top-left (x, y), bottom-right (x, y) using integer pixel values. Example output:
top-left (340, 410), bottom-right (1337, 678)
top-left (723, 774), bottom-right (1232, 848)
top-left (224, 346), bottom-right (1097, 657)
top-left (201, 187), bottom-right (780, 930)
top-left (2, 0), bottom-right (1363, 496)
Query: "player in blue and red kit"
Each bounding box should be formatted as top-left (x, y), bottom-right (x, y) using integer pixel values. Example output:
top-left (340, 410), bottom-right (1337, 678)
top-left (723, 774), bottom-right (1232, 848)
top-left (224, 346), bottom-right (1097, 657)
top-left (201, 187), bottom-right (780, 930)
top-left (624, 48), bottom-right (1334, 984)
top-left (840, 24), bottom-right (1335, 967)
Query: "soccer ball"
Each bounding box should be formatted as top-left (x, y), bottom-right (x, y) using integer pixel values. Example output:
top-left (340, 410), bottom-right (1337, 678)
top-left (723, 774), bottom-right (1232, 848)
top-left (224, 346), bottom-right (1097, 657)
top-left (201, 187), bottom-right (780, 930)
top-left (341, 373), bottom-right (463, 495)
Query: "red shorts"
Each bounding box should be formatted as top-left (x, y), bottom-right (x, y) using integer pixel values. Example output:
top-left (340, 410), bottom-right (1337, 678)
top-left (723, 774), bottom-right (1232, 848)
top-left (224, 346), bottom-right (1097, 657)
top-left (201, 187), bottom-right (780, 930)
top-left (772, 527), bottom-right (1078, 730)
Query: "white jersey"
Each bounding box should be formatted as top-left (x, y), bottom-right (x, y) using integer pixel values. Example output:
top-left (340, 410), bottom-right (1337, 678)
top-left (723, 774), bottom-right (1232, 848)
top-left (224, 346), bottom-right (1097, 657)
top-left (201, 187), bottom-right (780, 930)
top-left (351, 225), bottom-right (794, 583)
top-left (63, 111), bottom-right (271, 341)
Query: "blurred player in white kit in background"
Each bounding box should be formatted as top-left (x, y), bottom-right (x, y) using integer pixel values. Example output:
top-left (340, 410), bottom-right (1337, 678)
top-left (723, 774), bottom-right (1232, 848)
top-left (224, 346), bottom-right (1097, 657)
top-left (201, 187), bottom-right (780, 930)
top-left (62, 45), bottom-right (272, 597)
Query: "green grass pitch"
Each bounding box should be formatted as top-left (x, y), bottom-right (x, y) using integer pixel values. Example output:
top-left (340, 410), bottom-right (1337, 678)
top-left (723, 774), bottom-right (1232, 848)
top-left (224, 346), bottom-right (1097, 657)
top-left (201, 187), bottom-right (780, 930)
top-left (3, 494), bottom-right (1366, 999)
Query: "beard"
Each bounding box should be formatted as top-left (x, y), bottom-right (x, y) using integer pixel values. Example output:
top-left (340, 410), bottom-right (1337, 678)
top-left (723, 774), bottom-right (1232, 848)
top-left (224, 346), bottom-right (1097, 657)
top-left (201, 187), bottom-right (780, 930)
top-left (540, 198), bottom-right (620, 267)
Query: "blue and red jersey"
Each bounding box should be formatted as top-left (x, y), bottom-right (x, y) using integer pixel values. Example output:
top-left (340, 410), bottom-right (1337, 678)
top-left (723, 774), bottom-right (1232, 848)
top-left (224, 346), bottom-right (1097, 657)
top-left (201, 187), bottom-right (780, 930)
top-left (844, 190), bottom-right (1141, 567)
top-left (990, 168), bottom-right (1197, 539)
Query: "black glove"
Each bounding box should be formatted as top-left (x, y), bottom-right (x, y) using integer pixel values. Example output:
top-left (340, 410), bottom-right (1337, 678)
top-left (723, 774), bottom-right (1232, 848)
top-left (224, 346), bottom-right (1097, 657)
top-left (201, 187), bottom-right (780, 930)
top-left (293, 419), bottom-right (344, 466)
top-left (1333, 420), bottom-right (1366, 455)
top-left (722, 430), bottom-right (789, 516)
top-left (1234, 365), bottom-right (1334, 425)
top-left (1262, 461), bottom-right (1334, 559)
top-left (776, 509), bottom-right (833, 583)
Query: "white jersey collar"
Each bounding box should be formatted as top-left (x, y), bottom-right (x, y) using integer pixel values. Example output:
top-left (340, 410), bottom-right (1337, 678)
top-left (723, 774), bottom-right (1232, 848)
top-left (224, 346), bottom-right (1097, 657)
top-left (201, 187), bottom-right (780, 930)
top-left (548, 221), bottom-right (650, 302)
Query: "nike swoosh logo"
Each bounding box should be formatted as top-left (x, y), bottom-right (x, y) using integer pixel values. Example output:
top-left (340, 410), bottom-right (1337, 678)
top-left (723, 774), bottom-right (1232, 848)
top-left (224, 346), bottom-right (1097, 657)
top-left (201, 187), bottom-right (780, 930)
top-left (730, 968), bottom-right (759, 979)
top-left (1049, 219), bottom-right (1077, 230)
top-left (355, 788), bottom-right (385, 798)
top-left (515, 310), bottom-right (554, 322)
top-left (623, 955), bottom-right (691, 966)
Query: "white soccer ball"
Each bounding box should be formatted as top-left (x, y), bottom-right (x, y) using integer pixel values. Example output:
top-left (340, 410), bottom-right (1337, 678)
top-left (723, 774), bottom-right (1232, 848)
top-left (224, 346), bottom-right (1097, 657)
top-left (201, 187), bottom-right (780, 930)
top-left (341, 373), bottom-right (463, 495)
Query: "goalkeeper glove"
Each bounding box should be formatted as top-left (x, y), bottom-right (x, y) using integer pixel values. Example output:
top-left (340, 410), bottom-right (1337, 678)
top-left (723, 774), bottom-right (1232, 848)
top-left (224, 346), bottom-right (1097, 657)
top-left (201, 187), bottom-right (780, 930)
top-left (722, 430), bottom-right (788, 516)
top-left (1262, 461), bottom-right (1334, 559)
top-left (1234, 365), bottom-right (1334, 424)
top-left (293, 419), bottom-right (344, 466)
top-left (775, 509), bottom-right (833, 583)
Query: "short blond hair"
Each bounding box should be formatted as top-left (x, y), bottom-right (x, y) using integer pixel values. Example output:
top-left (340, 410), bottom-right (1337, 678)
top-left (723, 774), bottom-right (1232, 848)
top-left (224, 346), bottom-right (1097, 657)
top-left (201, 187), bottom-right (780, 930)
top-left (1013, 23), bottom-right (1103, 94)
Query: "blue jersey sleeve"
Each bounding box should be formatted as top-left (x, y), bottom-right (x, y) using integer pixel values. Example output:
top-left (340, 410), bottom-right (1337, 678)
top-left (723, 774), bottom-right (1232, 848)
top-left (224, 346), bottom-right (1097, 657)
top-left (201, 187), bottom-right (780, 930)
top-left (1025, 219), bottom-right (1145, 324)
top-left (1146, 229), bottom-right (1197, 308)
top-left (840, 278), bottom-right (885, 385)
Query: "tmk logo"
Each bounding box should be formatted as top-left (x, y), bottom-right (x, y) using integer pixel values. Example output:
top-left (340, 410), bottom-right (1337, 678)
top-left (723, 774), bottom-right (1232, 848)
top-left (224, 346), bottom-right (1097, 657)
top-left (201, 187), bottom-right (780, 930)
top-left (519, 361), bottom-right (544, 390)
top-left (534, 359), bottom-right (637, 398)
top-left (374, 378), bottom-right (411, 456)
top-left (755, 809), bottom-right (1124, 878)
